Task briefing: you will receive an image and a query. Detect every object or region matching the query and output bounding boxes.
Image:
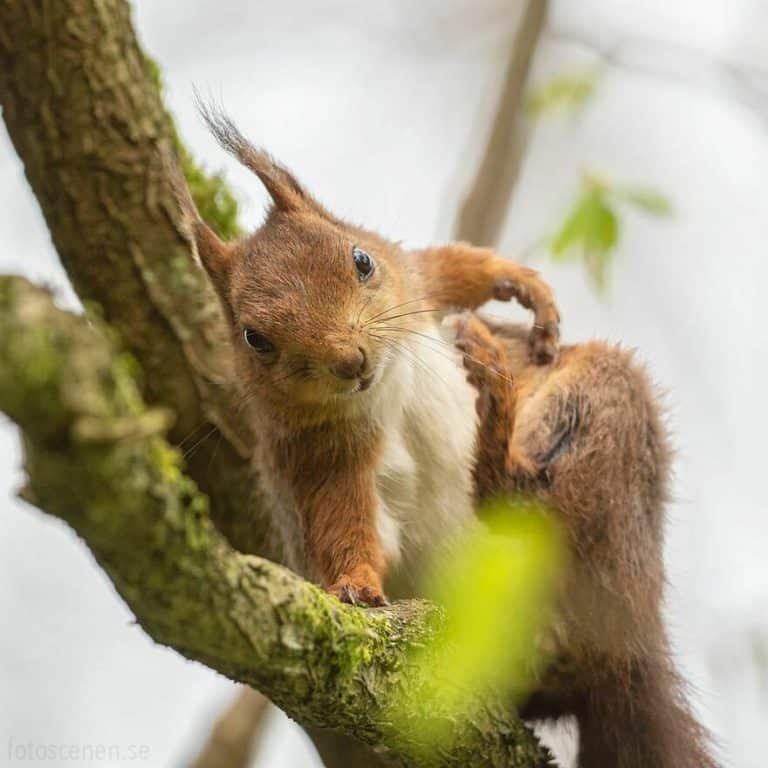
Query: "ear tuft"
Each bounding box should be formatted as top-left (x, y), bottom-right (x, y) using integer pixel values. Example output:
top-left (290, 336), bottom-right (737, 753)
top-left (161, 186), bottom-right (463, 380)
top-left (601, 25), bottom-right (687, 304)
top-left (196, 96), bottom-right (306, 213)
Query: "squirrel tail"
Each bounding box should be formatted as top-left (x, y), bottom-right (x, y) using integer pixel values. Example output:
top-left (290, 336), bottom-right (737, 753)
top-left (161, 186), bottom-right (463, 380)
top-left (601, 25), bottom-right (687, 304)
top-left (575, 653), bottom-right (718, 768)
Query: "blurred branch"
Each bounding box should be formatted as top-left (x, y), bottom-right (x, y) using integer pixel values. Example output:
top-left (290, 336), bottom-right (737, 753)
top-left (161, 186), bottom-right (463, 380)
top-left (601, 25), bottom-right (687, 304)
top-left (549, 25), bottom-right (768, 129)
top-left (189, 688), bottom-right (269, 768)
top-left (0, 275), bottom-right (552, 768)
top-left (454, 0), bottom-right (548, 246)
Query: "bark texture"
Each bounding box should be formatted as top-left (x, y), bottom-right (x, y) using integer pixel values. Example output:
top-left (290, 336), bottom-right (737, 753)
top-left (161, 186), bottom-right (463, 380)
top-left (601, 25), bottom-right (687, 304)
top-left (0, 0), bottom-right (261, 553)
top-left (0, 276), bottom-right (552, 768)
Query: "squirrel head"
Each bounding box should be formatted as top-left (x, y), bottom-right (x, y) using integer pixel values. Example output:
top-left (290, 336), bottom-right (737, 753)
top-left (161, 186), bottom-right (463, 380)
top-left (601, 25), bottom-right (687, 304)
top-left (178, 107), bottom-right (415, 413)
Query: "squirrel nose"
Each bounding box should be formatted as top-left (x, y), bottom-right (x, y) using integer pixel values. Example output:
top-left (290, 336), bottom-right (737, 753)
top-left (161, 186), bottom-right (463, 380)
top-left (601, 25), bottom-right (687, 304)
top-left (331, 347), bottom-right (367, 380)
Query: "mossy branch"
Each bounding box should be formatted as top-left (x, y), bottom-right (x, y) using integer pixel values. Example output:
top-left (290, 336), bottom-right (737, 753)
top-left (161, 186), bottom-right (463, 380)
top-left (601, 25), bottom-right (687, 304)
top-left (0, 0), bottom-right (260, 553)
top-left (0, 276), bottom-right (552, 768)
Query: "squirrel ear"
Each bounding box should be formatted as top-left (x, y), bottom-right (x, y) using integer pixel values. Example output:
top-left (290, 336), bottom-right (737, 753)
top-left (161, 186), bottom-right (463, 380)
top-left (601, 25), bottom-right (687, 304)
top-left (162, 142), bottom-right (235, 293)
top-left (198, 100), bottom-right (307, 213)
top-left (190, 220), bottom-right (235, 292)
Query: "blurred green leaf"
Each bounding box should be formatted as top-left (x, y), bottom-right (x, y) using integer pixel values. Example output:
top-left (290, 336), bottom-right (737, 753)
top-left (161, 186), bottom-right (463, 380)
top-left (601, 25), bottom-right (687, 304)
top-left (386, 497), bottom-right (564, 755)
top-left (584, 197), bottom-right (618, 253)
top-left (526, 69), bottom-right (600, 117)
top-left (614, 185), bottom-right (674, 216)
top-left (548, 172), bottom-right (673, 296)
top-left (551, 195), bottom-right (591, 257)
top-left (550, 177), bottom-right (619, 295)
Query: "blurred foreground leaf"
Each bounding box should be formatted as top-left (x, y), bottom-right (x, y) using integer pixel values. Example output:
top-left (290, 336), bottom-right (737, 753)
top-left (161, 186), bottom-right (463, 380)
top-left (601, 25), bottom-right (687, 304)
top-left (386, 497), bottom-right (564, 756)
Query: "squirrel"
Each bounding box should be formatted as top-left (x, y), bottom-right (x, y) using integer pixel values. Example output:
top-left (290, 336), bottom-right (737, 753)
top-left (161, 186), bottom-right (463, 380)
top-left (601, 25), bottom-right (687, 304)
top-left (451, 313), bottom-right (718, 768)
top-left (170, 109), bottom-right (716, 767)
top-left (169, 106), bottom-right (560, 606)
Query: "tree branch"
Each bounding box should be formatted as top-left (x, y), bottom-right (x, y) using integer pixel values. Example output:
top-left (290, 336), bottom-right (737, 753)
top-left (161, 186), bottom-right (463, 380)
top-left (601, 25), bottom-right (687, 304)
top-left (454, 0), bottom-right (548, 246)
top-left (0, 0), bottom-right (263, 553)
top-left (188, 688), bottom-right (269, 768)
top-left (0, 275), bottom-right (552, 768)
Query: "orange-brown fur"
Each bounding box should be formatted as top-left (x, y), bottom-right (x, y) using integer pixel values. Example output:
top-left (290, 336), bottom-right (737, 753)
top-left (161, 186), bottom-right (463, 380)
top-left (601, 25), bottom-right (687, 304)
top-left (454, 314), bottom-right (718, 768)
top-left (169, 107), bottom-right (560, 605)
top-left (273, 424), bottom-right (387, 603)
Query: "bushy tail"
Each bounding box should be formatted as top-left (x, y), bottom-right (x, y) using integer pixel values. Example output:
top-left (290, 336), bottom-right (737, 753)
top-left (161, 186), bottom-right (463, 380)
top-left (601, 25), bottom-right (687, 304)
top-left (575, 656), bottom-right (717, 768)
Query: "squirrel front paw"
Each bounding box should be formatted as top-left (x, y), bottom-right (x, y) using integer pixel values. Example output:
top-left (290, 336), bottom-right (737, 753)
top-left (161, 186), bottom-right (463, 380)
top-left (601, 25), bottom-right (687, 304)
top-left (328, 572), bottom-right (388, 608)
top-left (493, 272), bottom-right (560, 366)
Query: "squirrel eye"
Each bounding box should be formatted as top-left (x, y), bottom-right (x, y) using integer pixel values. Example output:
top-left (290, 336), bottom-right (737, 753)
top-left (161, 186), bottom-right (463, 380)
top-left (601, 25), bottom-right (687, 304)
top-left (352, 246), bottom-right (375, 281)
top-left (243, 329), bottom-right (275, 354)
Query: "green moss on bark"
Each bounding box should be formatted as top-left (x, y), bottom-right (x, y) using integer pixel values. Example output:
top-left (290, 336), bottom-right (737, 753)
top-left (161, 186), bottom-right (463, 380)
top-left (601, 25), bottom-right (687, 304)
top-left (0, 0), bottom-right (261, 555)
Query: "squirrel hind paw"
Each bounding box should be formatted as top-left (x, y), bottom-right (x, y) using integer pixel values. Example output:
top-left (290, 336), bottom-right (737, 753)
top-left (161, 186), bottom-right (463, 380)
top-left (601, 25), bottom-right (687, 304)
top-left (453, 315), bottom-right (510, 385)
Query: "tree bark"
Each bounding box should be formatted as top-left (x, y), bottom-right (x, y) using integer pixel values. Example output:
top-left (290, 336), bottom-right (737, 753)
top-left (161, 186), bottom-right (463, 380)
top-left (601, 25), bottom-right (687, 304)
top-left (0, 0), bottom-right (263, 554)
top-left (0, 276), bottom-right (552, 768)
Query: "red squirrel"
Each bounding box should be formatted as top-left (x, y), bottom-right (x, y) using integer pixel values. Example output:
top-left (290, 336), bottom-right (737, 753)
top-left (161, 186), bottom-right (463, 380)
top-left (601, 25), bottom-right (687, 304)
top-left (171, 109), bottom-right (716, 767)
top-left (452, 314), bottom-right (718, 768)
top-left (170, 107), bottom-right (560, 606)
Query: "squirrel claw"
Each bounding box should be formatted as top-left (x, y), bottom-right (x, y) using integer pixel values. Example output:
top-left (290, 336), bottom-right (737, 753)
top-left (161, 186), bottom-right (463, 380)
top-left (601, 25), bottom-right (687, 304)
top-left (329, 578), bottom-right (388, 608)
top-left (530, 323), bottom-right (560, 366)
top-left (492, 273), bottom-right (561, 365)
top-left (493, 278), bottom-right (528, 304)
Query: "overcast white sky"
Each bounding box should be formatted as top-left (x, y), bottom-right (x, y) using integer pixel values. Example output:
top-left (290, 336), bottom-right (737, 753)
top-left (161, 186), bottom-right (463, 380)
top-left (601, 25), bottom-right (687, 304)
top-left (1, 2), bottom-right (767, 766)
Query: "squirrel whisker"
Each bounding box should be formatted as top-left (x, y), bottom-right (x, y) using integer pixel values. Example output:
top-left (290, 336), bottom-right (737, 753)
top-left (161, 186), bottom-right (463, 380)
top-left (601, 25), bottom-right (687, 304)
top-left (373, 325), bottom-right (516, 386)
top-left (181, 425), bottom-right (220, 461)
top-left (366, 307), bottom-right (446, 326)
top-left (362, 291), bottom-right (449, 325)
top-left (369, 332), bottom-right (454, 393)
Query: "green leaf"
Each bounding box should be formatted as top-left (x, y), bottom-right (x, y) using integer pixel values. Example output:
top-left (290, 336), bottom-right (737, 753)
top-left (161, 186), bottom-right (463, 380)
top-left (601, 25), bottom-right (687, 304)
top-left (549, 180), bottom-right (620, 296)
top-left (526, 69), bottom-right (600, 117)
top-left (615, 186), bottom-right (674, 216)
top-left (551, 195), bottom-right (592, 258)
top-left (551, 189), bottom-right (618, 256)
top-left (584, 197), bottom-right (618, 253)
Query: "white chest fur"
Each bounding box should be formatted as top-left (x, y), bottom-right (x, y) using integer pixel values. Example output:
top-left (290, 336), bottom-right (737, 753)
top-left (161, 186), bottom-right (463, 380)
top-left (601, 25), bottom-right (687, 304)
top-left (259, 324), bottom-right (479, 581)
top-left (371, 324), bottom-right (478, 565)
